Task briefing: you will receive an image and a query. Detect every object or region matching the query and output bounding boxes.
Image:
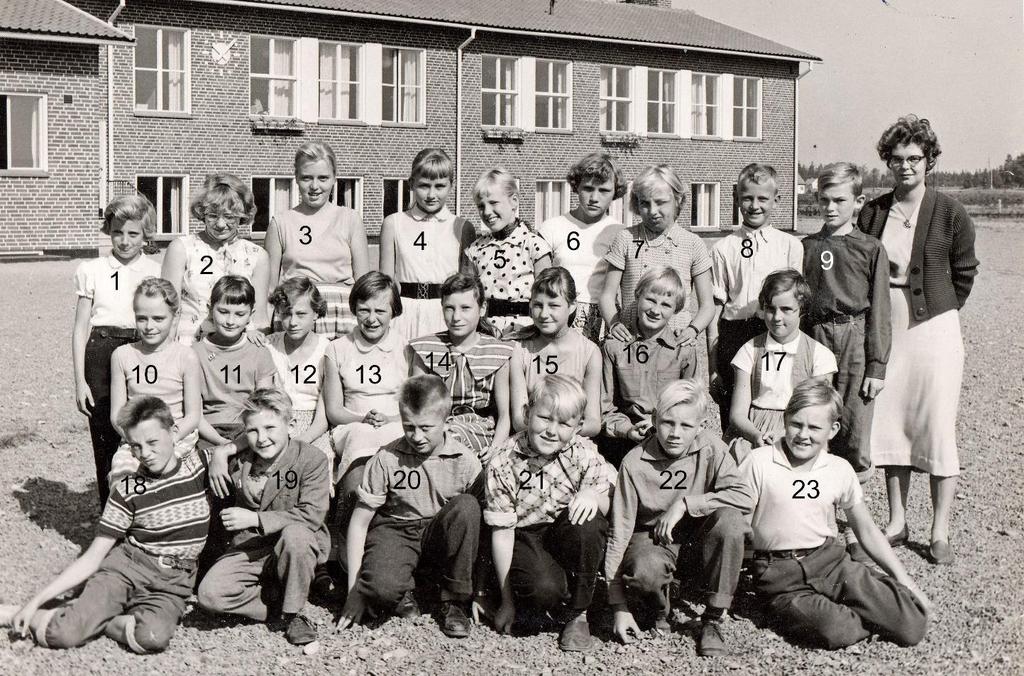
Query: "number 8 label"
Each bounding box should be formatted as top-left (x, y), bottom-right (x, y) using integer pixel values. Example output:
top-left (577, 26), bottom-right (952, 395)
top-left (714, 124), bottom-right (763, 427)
top-left (820, 250), bottom-right (834, 270)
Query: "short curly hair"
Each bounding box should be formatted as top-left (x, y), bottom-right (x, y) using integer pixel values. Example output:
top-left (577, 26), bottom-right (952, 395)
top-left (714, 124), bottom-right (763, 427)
top-left (565, 152), bottom-right (628, 199)
top-left (876, 114), bottom-right (941, 172)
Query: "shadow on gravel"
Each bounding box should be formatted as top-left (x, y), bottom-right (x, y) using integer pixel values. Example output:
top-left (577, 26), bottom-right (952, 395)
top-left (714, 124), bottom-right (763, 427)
top-left (13, 477), bottom-right (100, 550)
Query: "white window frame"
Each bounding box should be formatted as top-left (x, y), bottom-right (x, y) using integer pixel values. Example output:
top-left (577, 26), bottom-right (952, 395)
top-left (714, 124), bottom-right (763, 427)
top-left (647, 68), bottom-right (676, 135)
top-left (250, 35), bottom-right (297, 117)
top-left (382, 177), bottom-right (414, 218)
top-left (480, 54), bottom-right (520, 128)
top-left (599, 65), bottom-right (632, 133)
top-left (133, 25), bottom-right (191, 114)
top-left (318, 41), bottom-right (362, 122)
top-left (136, 175), bottom-right (189, 237)
top-left (608, 180), bottom-right (634, 226)
top-left (250, 176), bottom-right (297, 239)
top-left (732, 76), bottom-right (762, 140)
top-left (535, 59), bottom-right (572, 131)
top-left (691, 72), bottom-right (720, 138)
top-left (690, 182), bottom-right (721, 230)
top-left (535, 180), bottom-right (571, 226)
top-left (0, 93), bottom-right (47, 174)
top-left (331, 176), bottom-right (363, 216)
top-left (381, 47), bottom-right (426, 125)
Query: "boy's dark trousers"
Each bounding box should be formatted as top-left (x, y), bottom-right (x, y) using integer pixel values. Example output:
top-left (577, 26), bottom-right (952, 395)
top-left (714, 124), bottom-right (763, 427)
top-left (509, 509), bottom-right (608, 612)
top-left (619, 507), bottom-right (749, 617)
top-left (711, 317), bottom-right (765, 430)
top-left (197, 524), bottom-right (324, 620)
top-left (84, 328), bottom-right (136, 507)
top-left (806, 317), bottom-right (873, 476)
top-left (44, 542), bottom-right (194, 652)
top-left (355, 494), bottom-right (480, 610)
top-left (752, 539), bottom-right (927, 649)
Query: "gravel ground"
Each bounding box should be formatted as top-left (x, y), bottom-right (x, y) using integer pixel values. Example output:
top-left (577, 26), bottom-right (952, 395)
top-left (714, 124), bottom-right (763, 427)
top-left (0, 220), bottom-right (1021, 675)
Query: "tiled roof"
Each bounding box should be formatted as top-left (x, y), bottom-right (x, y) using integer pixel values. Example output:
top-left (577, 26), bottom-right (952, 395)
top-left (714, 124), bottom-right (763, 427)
top-left (192, 0), bottom-right (819, 61)
top-left (0, 0), bottom-right (131, 44)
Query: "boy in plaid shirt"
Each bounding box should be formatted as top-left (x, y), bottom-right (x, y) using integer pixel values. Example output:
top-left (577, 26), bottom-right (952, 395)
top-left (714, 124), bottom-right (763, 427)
top-left (485, 374), bottom-right (614, 652)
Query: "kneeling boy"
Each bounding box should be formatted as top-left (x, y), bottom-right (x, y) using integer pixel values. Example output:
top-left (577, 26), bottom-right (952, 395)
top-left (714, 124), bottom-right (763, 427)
top-left (486, 374), bottom-right (614, 652)
top-left (198, 388), bottom-right (330, 646)
top-left (745, 379), bottom-right (930, 649)
top-left (607, 379), bottom-right (751, 657)
top-left (337, 375), bottom-right (483, 638)
top-left (1, 397), bottom-right (211, 653)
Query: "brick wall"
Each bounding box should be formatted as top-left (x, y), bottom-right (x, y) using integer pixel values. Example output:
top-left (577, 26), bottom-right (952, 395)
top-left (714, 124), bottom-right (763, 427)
top-left (0, 40), bottom-right (104, 253)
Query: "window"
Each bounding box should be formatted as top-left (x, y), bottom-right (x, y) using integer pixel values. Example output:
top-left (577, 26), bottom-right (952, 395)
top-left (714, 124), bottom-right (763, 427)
top-left (0, 94), bottom-right (46, 170)
top-left (383, 178), bottom-right (414, 219)
top-left (535, 59), bottom-right (570, 130)
top-left (690, 183), bottom-right (720, 228)
top-left (647, 69), bottom-right (676, 135)
top-left (382, 48), bottom-right (424, 124)
top-left (732, 184), bottom-right (741, 225)
top-left (251, 177), bottom-right (296, 234)
top-left (691, 73), bottom-right (719, 136)
top-left (733, 76), bottom-right (761, 139)
top-left (250, 36), bottom-right (296, 116)
top-left (608, 182), bottom-right (634, 225)
top-left (319, 42), bottom-right (360, 121)
top-left (599, 66), bottom-right (631, 132)
top-left (136, 176), bottom-right (186, 235)
top-left (134, 26), bottom-right (189, 112)
top-left (331, 177), bottom-right (362, 214)
top-left (535, 181), bottom-right (570, 225)
top-left (481, 55), bottom-right (518, 127)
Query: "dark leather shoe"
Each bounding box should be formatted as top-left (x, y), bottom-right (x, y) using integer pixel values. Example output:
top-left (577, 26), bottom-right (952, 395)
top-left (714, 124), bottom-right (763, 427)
top-left (558, 616), bottom-right (596, 652)
top-left (929, 540), bottom-right (953, 565)
top-left (284, 614), bottom-right (317, 645)
top-left (394, 590), bottom-right (420, 619)
top-left (441, 602), bottom-right (471, 638)
top-left (886, 525), bottom-right (909, 547)
top-left (697, 618), bottom-right (728, 657)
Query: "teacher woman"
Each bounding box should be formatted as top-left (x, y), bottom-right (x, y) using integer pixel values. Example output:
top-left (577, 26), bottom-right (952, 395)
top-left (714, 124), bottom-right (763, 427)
top-left (858, 115), bottom-right (979, 565)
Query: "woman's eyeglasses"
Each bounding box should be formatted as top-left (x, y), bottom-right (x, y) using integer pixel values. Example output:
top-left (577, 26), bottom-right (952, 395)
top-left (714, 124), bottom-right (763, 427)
top-left (203, 213), bottom-right (243, 225)
top-left (887, 155), bottom-right (925, 169)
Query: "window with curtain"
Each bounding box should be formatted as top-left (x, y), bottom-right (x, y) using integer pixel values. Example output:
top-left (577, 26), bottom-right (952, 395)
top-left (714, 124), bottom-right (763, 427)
top-left (481, 55), bottom-right (518, 127)
top-left (251, 36), bottom-right (296, 116)
top-left (608, 181), bottom-right (634, 225)
top-left (647, 69), bottom-right (676, 134)
top-left (691, 73), bottom-right (719, 136)
top-left (733, 76), bottom-right (761, 139)
top-left (535, 59), bottom-right (570, 130)
top-left (251, 177), bottom-right (296, 234)
top-left (690, 183), bottom-right (720, 228)
top-left (383, 178), bottom-right (414, 218)
top-left (319, 42), bottom-right (360, 121)
top-left (331, 177), bottom-right (362, 214)
top-left (136, 176), bottom-right (186, 235)
top-left (599, 65), bottom-right (631, 132)
top-left (382, 48), bottom-right (424, 124)
top-left (135, 26), bottom-right (188, 112)
top-left (535, 181), bottom-right (570, 225)
top-left (0, 94), bottom-right (45, 170)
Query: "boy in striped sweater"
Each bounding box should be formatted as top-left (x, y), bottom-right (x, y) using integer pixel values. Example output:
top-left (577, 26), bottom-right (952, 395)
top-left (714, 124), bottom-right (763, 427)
top-left (0, 397), bottom-right (214, 653)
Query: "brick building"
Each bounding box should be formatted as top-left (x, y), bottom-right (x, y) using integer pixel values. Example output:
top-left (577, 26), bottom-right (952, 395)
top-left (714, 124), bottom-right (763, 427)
top-left (2, 0), bottom-right (819, 255)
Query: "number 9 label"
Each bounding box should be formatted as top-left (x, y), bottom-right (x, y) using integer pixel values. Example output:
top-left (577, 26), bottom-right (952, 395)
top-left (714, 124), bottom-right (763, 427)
top-left (820, 250), bottom-right (834, 271)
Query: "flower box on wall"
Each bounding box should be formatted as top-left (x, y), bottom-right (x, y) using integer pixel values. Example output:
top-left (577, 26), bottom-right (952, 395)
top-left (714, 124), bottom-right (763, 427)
top-left (600, 131), bottom-right (641, 148)
top-left (482, 127), bottom-right (525, 143)
top-left (249, 115), bottom-right (305, 134)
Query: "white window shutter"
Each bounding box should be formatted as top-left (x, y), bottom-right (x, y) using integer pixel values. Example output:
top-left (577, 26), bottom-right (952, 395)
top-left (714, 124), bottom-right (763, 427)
top-left (363, 42), bottom-right (382, 126)
top-left (565, 61), bottom-right (574, 131)
top-left (720, 73), bottom-right (734, 140)
top-left (631, 65), bottom-right (647, 136)
top-left (676, 69), bottom-right (690, 138)
top-left (756, 77), bottom-right (763, 138)
top-left (520, 56), bottom-right (535, 132)
top-left (297, 38), bottom-right (319, 122)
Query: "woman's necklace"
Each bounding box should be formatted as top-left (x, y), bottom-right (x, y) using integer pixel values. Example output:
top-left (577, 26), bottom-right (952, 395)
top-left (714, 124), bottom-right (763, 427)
top-left (891, 202), bottom-right (914, 229)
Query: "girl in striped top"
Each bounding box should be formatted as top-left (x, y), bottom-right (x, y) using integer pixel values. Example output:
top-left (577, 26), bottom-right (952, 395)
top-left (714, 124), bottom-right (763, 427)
top-left (410, 272), bottom-right (513, 460)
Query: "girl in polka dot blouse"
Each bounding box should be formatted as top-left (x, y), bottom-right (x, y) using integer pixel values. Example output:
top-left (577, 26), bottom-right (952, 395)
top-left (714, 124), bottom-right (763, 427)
top-left (462, 167), bottom-right (552, 335)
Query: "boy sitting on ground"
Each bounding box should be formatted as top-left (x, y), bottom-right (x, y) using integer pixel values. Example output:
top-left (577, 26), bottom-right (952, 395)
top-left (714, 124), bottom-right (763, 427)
top-left (337, 374), bottom-right (483, 638)
top-left (1, 397), bottom-right (212, 653)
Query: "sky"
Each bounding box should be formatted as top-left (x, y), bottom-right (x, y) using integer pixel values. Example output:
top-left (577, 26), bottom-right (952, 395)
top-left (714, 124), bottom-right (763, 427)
top-left (676, 0), bottom-right (1024, 172)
